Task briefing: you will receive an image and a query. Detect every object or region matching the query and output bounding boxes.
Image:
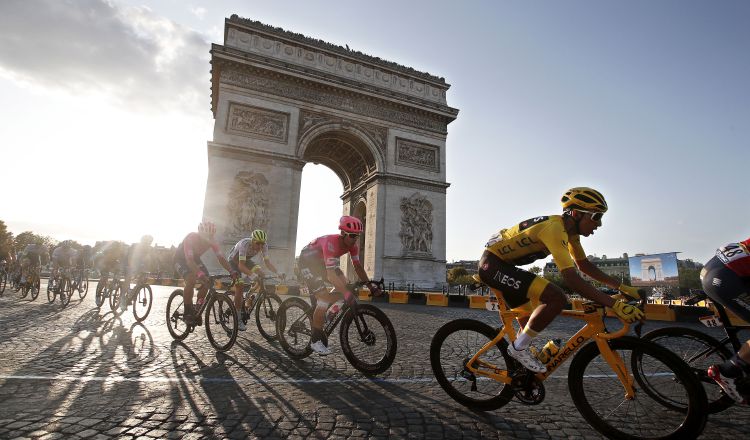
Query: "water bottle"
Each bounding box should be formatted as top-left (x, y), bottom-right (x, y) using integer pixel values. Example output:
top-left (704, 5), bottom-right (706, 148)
top-left (536, 340), bottom-right (561, 364)
top-left (327, 301), bottom-right (343, 322)
top-left (245, 293), bottom-right (256, 310)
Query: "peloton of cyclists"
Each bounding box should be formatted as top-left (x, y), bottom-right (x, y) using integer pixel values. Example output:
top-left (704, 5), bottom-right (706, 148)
top-left (704, 236), bottom-right (750, 404)
top-left (93, 241), bottom-right (129, 296)
top-left (297, 216), bottom-right (381, 355)
top-left (174, 222), bottom-right (236, 326)
top-left (227, 229), bottom-right (280, 331)
top-left (477, 187), bottom-right (644, 373)
top-left (51, 241), bottom-right (78, 280)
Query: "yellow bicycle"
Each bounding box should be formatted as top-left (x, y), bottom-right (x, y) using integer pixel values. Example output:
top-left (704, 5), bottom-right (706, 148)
top-left (430, 279), bottom-right (708, 440)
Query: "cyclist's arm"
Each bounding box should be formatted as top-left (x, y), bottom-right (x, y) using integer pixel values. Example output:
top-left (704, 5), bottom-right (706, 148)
top-left (352, 260), bottom-right (369, 284)
top-left (576, 258), bottom-right (622, 289)
top-left (216, 254), bottom-right (234, 274)
top-left (560, 268), bottom-right (615, 307)
top-left (263, 257), bottom-right (279, 274)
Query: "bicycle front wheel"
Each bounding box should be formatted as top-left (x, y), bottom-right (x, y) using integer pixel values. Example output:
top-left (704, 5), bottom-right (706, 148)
top-left (60, 277), bottom-right (72, 307)
top-left (430, 318), bottom-right (515, 411)
top-left (275, 297), bottom-right (313, 359)
top-left (78, 273), bottom-right (89, 299)
top-left (641, 326), bottom-right (734, 414)
top-left (109, 283), bottom-right (123, 314)
top-left (255, 292), bottom-right (282, 341)
top-left (166, 289), bottom-right (190, 341)
top-left (132, 284), bottom-right (153, 323)
top-left (205, 294), bottom-right (238, 352)
top-left (568, 336), bottom-right (707, 440)
top-left (340, 304), bottom-right (397, 376)
top-left (30, 275), bottom-right (40, 301)
top-left (95, 281), bottom-right (106, 308)
top-left (47, 279), bottom-right (56, 303)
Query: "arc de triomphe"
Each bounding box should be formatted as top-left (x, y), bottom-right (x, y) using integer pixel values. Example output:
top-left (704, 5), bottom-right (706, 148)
top-left (202, 15), bottom-right (459, 288)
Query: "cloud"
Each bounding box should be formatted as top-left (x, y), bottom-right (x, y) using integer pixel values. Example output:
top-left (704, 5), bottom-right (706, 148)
top-left (0, 0), bottom-right (211, 114)
top-left (190, 6), bottom-right (207, 20)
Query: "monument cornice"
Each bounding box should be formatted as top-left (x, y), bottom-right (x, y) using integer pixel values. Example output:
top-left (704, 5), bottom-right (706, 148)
top-left (225, 15), bottom-right (448, 86)
top-left (207, 141), bottom-right (306, 170)
top-left (344, 172), bottom-right (451, 197)
top-left (210, 47), bottom-right (459, 133)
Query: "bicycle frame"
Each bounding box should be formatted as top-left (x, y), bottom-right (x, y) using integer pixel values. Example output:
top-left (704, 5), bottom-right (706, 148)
top-left (466, 288), bottom-right (635, 398)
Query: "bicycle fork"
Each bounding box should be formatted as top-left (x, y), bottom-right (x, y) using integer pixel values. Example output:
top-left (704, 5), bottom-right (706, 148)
top-left (594, 337), bottom-right (636, 399)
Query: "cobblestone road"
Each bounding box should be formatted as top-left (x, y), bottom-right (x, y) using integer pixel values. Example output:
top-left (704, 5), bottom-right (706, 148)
top-left (1, 283), bottom-right (748, 439)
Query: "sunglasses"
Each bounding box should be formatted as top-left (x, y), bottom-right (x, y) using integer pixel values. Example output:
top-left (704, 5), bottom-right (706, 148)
top-left (344, 233), bottom-right (360, 239)
top-left (587, 211), bottom-right (604, 221)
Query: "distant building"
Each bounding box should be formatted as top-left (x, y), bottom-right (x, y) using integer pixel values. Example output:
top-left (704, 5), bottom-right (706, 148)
top-left (544, 253), bottom-right (630, 283)
top-left (447, 260), bottom-right (479, 275)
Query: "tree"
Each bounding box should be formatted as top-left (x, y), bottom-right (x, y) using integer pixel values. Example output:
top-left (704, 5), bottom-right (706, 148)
top-left (529, 266), bottom-right (542, 275)
top-left (679, 267), bottom-right (702, 290)
top-left (14, 231), bottom-right (57, 265)
top-left (447, 266), bottom-right (469, 284)
top-left (0, 220), bottom-right (13, 260)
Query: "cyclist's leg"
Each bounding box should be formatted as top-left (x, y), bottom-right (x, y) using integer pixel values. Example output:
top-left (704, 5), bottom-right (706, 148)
top-left (703, 258), bottom-right (750, 402)
top-left (299, 254), bottom-right (332, 350)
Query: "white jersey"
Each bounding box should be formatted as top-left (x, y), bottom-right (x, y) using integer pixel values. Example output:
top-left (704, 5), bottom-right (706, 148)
top-left (227, 238), bottom-right (269, 264)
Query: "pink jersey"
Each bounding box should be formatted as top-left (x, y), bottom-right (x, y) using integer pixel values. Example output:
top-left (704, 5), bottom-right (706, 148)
top-left (181, 232), bottom-right (221, 260)
top-left (303, 234), bottom-right (360, 269)
top-left (716, 237), bottom-right (750, 277)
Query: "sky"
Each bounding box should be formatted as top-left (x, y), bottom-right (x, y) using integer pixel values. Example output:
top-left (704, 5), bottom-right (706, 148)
top-left (1, 0), bottom-right (749, 266)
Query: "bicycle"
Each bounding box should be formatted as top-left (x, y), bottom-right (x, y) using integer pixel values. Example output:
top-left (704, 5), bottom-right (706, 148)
top-left (641, 289), bottom-right (750, 413)
top-left (0, 265), bottom-right (7, 295)
top-left (71, 265), bottom-right (90, 300)
top-left (275, 279), bottom-right (397, 376)
top-left (111, 272), bottom-right (153, 323)
top-left (430, 278), bottom-right (708, 440)
top-left (46, 267), bottom-right (74, 307)
top-left (94, 271), bottom-right (123, 312)
top-left (229, 274), bottom-right (283, 341)
top-left (166, 274), bottom-right (239, 352)
top-left (20, 265), bottom-right (41, 301)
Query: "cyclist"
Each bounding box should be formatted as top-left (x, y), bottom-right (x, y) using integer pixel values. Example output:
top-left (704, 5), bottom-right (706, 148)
top-left (94, 241), bottom-right (128, 296)
top-left (227, 229), bottom-right (280, 331)
top-left (174, 222), bottom-right (235, 326)
top-left (120, 235), bottom-right (153, 311)
top-left (297, 216), bottom-right (381, 355)
top-left (19, 243), bottom-right (46, 285)
top-left (51, 241), bottom-right (77, 279)
top-left (477, 187), bottom-right (644, 373)
top-left (704, 236), bottom-right (750, 404)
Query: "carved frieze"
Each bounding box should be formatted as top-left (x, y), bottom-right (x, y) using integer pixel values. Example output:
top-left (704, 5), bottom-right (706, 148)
top-left (395, 138), bottom-right (439, 172)
top-left (226, 171), bottom-right (270, 243)
top-left (399, 193), bottom-right (433, 256)
top-left (226, 102), bottom-right (289, 143)
top-left (299, 110), bottom-right (386, 156)
top-left (219, 68), bottom-right (447, 133)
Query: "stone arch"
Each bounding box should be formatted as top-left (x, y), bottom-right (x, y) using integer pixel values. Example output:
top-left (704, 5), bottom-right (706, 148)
top-left (297, 123), bottom-right (384, 191)
top-left (203, 16), bottom-right (458, 288)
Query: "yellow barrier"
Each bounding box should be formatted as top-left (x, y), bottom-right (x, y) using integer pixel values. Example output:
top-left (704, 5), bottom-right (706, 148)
top-left (358, 288), bottom-right (372, 302)
top-left (275, 284), bottom-right (288, 295)
top-left (146, 277), bottom-right (157, 284)
top-left (389, 290), bottom-right (408, 304)
top-left (469, 295), bottom-right (488, 309)
top-left (426, 293), bottom-right (448, 307)
top-left (645, 303), bottom-right (676, 321)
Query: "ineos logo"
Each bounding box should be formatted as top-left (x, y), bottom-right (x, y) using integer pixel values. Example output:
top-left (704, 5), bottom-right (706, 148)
top-left (493, 271), bottom-right (521, 290)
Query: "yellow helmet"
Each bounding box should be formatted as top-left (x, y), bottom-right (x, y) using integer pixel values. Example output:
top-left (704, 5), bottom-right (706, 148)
top-left (561, 187), bottom-right (608, 213)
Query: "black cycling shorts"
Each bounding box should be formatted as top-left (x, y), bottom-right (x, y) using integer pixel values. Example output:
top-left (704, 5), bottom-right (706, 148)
top-left (174, 253), bottom-right (209, 278)
top-left (297, 250), bottom-right (342, 295)
top-left (702, 256), bottom-right (750, 323)
top-left (477, 250), bottom-right (550, 309)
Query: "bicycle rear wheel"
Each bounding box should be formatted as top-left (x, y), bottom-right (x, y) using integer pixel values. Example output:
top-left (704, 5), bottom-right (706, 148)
top-left (340, 304), bottom-right (397, 376)
top-left (132, 284), bottom-right (153, 323)
top-left (47, 278), bottom-right (56, 303)
top-left (276, 297), bottom-right (313, 359)
top-left (109, 283), bottom-right (123, 314)
top-left (568, 336), bottom-right (707, 440)
top-left (78, 272), bottom-right (89, 299)
top-left (166, 289), bottom-right (190, 341)
top-left (205, 294), bottom-right (238, 352)
top-left (255, 292), bottom-right (282, 341)
top-left (430, 319), bottom-right (515, 411)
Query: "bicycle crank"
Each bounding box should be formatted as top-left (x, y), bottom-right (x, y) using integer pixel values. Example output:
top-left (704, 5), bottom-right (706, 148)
top-left (511, 372), bottom-right (546, 405)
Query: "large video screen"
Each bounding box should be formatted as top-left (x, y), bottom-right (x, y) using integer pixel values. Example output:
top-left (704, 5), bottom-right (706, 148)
top-left (628, 252), bottom-right (680, 287)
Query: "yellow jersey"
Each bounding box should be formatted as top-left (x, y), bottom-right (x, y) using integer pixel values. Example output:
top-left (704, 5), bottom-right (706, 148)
top-left (485, 215), bottom-right (586, 271)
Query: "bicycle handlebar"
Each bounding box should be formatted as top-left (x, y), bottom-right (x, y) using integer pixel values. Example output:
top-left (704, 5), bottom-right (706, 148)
top-left (685, 289), bottom-right (707, 306)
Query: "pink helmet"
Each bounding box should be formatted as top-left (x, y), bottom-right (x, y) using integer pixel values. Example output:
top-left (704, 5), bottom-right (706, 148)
top-left (339, 216), bottom-right (363, 234)
top-left (198, 221), bottom-right (216, 236)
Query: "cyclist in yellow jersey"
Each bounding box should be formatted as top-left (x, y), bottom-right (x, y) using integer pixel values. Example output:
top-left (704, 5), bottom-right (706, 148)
top-left (478, 187), bottom-right (644, 373)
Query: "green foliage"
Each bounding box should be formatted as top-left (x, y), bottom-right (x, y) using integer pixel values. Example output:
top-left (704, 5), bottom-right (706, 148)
top-left (679, 267), bottom-right (702, 290)
top-left (0, 220), bottom-right (13, 260)
top-left (13, 231), bottom-right (57, 253)
top-left (529, 266), bottom-right (542, 275)
top-left (447, 266), bottom-right (469, 284)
